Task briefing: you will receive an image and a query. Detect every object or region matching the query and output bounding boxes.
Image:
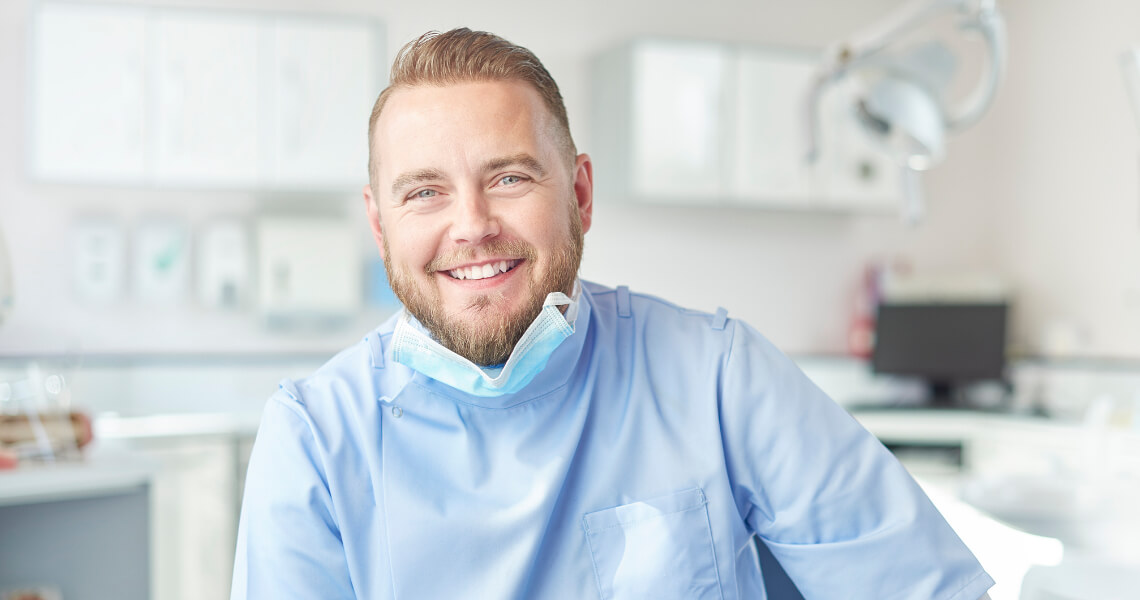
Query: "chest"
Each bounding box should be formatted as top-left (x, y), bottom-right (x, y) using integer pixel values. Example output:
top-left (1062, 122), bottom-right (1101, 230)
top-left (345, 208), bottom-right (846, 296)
top-left (368, 362), bottom-right (734, 598)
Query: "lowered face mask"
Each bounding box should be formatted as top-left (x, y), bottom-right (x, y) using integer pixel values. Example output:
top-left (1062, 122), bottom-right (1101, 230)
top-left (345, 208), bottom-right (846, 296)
top-left (390, 290), bottom-right (577, 397)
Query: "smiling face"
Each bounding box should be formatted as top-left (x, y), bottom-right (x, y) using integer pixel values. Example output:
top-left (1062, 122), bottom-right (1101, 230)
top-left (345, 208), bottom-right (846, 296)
top-left (365, 80), bottom-right (593, 366)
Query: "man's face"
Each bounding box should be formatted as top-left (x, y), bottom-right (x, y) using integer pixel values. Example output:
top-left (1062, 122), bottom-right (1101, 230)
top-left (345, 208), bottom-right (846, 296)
top-left (365, 80), bottom-right (593, 366)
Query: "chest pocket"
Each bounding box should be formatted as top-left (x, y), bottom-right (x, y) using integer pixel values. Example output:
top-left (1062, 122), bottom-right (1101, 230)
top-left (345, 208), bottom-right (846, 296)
top-left (583, 488), bottom-right (724, 600)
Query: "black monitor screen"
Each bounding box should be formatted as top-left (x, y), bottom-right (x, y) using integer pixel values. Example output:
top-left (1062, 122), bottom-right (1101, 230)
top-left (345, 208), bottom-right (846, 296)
top-left (872, 302), bottom-right (1008, 382)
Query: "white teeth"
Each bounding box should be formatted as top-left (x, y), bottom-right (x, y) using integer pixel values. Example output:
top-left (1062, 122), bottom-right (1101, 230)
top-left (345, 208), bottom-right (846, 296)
top-left (448, 260), bottom-right (517, 281)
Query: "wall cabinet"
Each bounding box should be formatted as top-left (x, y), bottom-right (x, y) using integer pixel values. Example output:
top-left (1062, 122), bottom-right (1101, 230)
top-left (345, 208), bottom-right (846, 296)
top-left (267, 21), bottom-right (377, 188)
top-left (30, 2), bottom-right (149, 184)
top-left (592, 39), bottom-right (900, 212)
top-left (30, 2), bottom-right (382, 191)
top-left (151, 12), bottom-right (261, 187)
top-left (629, 41), bottom-right (730, 201)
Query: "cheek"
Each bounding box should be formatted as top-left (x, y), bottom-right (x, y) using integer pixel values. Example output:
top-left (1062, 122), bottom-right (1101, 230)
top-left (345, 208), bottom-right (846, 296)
top-left (536, 215), bottom-right (575, 250)
top-left (399, 243), bottom-right (437, 273)
top-left (383, 221), bottom-right (441, 269)
top-left (519, 203), bottom-right (572, 241)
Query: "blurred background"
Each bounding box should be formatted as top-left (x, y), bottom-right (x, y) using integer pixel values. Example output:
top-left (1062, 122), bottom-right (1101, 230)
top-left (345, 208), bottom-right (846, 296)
top-left (1, 0), bottom-right (1139, 599)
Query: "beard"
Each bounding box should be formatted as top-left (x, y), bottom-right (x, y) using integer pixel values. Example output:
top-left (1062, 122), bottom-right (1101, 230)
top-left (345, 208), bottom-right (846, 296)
top-left (383, 202), bottom-right (584, 367)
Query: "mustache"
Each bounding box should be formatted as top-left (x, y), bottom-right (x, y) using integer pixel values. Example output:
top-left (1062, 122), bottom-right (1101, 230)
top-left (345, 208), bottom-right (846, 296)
top-left (425, 239), bottom-right (538, 274)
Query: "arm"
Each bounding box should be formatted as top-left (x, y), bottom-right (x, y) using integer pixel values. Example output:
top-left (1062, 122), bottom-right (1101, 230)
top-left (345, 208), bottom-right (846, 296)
top-left (231, 393), bottom-right (355, 600)
top-left (718, 322), bottom-right (994, 599)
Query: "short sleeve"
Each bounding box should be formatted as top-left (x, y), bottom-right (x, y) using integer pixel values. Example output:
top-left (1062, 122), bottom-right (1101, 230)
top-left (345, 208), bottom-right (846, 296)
top-left (718, 322), bottom-right (994, 600)
top-left (231, 390), bottom-right (356, 600)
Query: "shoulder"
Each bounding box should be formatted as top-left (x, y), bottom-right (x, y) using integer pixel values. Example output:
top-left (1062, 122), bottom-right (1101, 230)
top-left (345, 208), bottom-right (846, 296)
top-left (584, 280), bottom-right (749, 358)
top-left (272, 313), bottom-right (407, 426)
top-left (585, 280), bottom-right (732, 333)
top-left (583, 281), bottom-right (797, 386)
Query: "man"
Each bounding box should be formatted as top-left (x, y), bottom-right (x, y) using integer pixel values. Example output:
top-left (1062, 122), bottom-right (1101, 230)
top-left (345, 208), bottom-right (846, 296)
top-left (232, 28), bottom-right (994, 599)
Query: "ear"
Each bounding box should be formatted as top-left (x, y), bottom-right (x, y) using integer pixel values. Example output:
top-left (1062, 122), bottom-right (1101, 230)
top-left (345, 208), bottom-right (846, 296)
top-left (363, 184), bottom-right (386, 260)
top-left (572, 153), bottom-right (594, 234)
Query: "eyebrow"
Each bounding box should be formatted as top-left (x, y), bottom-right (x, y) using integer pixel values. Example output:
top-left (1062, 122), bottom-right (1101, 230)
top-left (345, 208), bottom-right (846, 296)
top-left (390, 168), bottom-right (444, 196)
top-left (481, 153), bottom-right (546, 178)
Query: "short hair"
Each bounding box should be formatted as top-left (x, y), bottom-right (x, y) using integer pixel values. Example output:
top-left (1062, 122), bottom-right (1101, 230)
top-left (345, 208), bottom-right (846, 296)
top-left (367, 28), bottom-right (576, 190)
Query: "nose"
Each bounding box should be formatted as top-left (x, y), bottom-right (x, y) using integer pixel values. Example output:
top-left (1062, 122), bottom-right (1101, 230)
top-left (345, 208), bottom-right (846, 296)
top-left (448, 190), bottom-right (500, 245)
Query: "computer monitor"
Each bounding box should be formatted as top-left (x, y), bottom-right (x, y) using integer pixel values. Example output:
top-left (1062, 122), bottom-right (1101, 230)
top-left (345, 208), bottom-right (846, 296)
top-left (871, 302), bottom-right (1008, 408)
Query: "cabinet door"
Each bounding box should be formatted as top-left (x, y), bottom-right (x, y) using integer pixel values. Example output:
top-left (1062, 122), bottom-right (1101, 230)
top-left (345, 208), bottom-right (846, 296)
top-left (733, 49), bottom-right (899, 211)
top-left (30, 2), bottom-right (147, 184)
top-left (266, 19), bottom-right (380, 189)
top-left (630, 41), bottom-right (730, 201)
top-left (593, 39), bottom-right (901, 212)
top-left (151, 12), bottom-right (260, 187)
top-left (137, 438), bottom-right (237, 600)
top-left (731, 49), bottom-right (817, 207)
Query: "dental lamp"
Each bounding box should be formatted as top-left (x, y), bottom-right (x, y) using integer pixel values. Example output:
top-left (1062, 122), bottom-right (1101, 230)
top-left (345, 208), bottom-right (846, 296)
top-left (805, 0), bottom-right (1006, 224)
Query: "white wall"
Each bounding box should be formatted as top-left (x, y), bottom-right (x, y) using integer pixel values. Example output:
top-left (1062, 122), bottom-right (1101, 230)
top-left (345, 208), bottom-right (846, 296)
top-left (0, 0), bottom-right (1134, 359)
top-left (980, 0), bottom-right (1140, 359)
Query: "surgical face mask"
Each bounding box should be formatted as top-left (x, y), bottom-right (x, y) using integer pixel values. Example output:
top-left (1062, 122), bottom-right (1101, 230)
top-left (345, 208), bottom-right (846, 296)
top-left (391, 291), bottom-right (576, 397)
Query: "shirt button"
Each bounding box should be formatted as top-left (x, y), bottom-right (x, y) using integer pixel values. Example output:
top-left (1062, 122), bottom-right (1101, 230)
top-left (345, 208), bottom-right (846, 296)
top-left (391, 405), bottom-right (403, 418)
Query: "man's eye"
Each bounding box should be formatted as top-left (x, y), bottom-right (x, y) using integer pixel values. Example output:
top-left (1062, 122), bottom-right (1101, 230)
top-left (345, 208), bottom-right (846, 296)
top-left (410, 189), bottom-right (438, 200)
top-left (499, 175), bottom-right (524, 186)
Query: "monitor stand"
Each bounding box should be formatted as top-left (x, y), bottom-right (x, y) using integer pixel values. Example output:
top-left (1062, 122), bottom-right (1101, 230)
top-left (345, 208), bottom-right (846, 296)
top-left (927, 381), bottom-right (962, 410)
top-left (847, 380), bottom-right (1011, 413)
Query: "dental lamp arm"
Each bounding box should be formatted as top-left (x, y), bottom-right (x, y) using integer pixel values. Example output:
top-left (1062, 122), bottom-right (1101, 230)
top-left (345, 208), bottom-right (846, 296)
top-left (945, 1), bottom-right (1006, 131)
top-left (836, 0), bottom-right (968, 67)
top-left (804, 0), bottom-right (1003, 162)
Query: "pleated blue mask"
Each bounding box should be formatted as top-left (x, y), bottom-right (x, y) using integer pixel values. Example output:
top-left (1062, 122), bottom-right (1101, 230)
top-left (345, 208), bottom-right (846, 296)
top-left (390, 291), bottom-right (576, 397)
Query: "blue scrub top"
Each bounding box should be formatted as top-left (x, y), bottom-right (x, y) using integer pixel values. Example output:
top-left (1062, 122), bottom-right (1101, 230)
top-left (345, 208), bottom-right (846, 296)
top-left (232, 281), bottom-right (994, 599)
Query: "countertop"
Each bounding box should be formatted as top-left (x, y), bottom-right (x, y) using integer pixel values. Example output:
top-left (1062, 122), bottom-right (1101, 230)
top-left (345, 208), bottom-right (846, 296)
top-left (0, 450), bottom-right (154, 507)
top-left (93, 411), bottom-right (262, 441)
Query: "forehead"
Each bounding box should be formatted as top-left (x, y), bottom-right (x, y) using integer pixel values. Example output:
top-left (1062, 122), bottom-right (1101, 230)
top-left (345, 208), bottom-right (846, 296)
top-left (372, 80), bottom-right (557, 178)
